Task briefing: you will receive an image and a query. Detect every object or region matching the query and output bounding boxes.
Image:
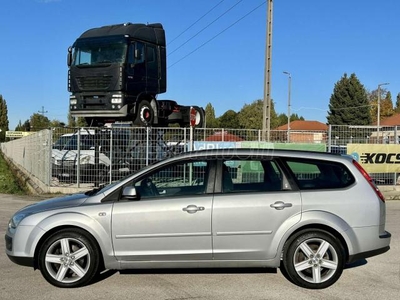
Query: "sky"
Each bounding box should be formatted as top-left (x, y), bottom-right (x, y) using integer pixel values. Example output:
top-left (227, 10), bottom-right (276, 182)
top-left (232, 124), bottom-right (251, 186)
top-left (1, 0), bottom-right (399, 130)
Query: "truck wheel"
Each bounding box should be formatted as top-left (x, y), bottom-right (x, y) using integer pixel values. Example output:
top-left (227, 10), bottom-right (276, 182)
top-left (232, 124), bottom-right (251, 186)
top-left (38, 228), bottom-right (100, 288)
top-left (135, 100), bottom-right (154, 126)
top-left (191, 106), bottom-right (205, 128)
top-left (282, 229), bottom-right (345, 289)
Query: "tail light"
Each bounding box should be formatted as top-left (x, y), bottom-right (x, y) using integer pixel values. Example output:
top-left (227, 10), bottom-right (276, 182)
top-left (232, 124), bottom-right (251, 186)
top-left (353, 160), bottom-right (385, 202)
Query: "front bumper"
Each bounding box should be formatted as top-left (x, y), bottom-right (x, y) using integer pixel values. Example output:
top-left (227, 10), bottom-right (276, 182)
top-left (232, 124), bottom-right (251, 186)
top-left (5, 234), bottom-right (34, 267)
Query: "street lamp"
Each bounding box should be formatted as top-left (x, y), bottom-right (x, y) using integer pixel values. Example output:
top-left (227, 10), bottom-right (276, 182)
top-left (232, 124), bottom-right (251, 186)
top-left (377, 82), bottom-right (389, 143)
top-left (283, 71), bottom-right (291, 142)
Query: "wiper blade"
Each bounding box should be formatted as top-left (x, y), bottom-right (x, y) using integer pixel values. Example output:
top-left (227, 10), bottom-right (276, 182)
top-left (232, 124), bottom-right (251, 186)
top-left (84, 183), bottom-right (106, 196)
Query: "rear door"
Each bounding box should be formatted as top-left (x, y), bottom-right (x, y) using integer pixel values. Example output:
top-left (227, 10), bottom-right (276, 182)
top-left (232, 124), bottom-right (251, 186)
top-left (212, 158), bottom-right (302, 260)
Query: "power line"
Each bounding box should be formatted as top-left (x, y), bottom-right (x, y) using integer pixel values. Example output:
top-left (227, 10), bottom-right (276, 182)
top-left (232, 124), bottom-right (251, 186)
top-left (168, 0), bottom-right (226, 45)
top-left (293, 104), bottom-right (375, 113)
top-left (168, 0), bottom-right (244, 57)
top-left (168, 1), bottom-right (266, 69)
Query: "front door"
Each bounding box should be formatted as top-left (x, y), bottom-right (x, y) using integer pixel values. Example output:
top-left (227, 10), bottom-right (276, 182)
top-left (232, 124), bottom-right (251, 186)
top-left (112, 159), bottom-right (214, 261)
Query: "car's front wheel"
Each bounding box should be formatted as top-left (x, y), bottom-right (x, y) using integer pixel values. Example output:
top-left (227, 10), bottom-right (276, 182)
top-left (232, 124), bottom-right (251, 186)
top-left (38, 228), bottom-right (100, 288)
top-left (282, 229), bottom-right (345, 289)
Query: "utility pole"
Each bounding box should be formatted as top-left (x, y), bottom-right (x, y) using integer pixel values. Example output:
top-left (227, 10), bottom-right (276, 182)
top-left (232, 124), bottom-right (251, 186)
top-left (283, 71), bottom-right (291, 142)
top-left (262, 0), bottom-right (273, 141)
top-left (38, 106), bottom-right (48, 116)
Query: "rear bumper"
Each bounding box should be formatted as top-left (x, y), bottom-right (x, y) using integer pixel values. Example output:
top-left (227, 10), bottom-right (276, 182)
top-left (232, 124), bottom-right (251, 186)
top-left (348, 230), bottom-right (391, 263)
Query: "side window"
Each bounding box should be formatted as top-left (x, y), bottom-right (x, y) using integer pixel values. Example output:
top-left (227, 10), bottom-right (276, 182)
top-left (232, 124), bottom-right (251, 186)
top-left (146, 45), bottom-right (156, 63)
top-left (128, 42), bottom-right (144, 64)
top-left (222, 160), bottom-right (282, 193)
top-left (285, 159), bottom-right (355, 190)
top-left (132, 161), bottom-right (209, 199)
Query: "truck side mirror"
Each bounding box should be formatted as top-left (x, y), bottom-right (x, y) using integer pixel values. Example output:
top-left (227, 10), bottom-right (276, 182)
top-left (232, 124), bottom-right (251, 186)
top-left (67, 46), bottom-right (72, 67)
top-left (134, 48), bottom-right (142, 61)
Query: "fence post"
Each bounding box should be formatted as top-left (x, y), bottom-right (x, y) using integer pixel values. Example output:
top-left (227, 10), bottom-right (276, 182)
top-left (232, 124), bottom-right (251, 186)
top-left (184, 127), bottom-right (187, 152)
top-left (109, 129), bottom-right (113, 184)
top-left (327, 125), bottom-right (332, 152)
top-left (77, 129), bottom-right (81, 187)
top-left (48, 129), bottom-right (53, 187)
top-left (189, 126), bottom-right (194, 151)
top-left (146, 127), bottom-right (150, 166)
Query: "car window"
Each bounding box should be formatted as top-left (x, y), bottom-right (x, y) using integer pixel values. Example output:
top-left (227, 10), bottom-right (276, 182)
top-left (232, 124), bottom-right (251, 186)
top-left (222, 159), bottom-right (283, 193)
top-left (285, 159), bottom-right (355, 189)
top-left (131, 160), bottom-right (209, 199)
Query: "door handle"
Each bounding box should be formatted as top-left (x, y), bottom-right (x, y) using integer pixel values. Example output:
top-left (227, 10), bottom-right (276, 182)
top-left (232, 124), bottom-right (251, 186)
top-left (270, 201), bottom-right (292, 210)
top-left (182, 205), bottom-right (205, 214)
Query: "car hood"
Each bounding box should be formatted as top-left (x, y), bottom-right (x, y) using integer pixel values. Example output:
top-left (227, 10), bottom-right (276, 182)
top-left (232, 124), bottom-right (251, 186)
top-left (17, 193), bottom-right (89, 215)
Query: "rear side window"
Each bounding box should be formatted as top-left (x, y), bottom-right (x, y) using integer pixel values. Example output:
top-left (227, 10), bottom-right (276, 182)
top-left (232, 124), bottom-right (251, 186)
top-left (284, 159), bottom-right (355, 190)
top-left (222, 159), bottom-right (283, 192)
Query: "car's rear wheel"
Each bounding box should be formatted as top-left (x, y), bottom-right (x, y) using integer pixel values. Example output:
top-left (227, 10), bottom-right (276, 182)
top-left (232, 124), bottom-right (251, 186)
top-left (38, 228), bottom-right (100, 288)
top-left (282, 229), bottom-right (345, 289)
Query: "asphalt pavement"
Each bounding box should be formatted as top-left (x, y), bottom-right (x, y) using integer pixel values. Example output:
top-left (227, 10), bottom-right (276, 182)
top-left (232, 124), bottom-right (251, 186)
top-left (1, 193), bottom-right (399, 300)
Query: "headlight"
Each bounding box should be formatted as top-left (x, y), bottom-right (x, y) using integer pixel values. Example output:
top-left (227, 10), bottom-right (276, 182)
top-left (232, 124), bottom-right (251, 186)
top-left (70, 96), bottom-right (77, 105)
top-left (80, 155), bottom-right (91, 164)
top-left (8, 213), bottom-right (30, 230)
top-left (111, 94), bottom-right (122, 104)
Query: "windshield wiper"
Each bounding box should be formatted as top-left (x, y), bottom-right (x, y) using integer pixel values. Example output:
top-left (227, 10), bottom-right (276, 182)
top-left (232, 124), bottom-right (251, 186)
top-left (84, 183), bottom-right (106, 196)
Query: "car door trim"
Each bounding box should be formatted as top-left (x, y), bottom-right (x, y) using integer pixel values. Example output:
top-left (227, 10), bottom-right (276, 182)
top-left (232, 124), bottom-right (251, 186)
top-left (115, 232), bottom-right (212, 239)
top-left (215, 230), bottom-right (273, 236)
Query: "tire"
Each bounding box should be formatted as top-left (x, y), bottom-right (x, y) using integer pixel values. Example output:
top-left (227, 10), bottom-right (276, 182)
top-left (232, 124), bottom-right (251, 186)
top-left (38, 228), bottom-right (100, 288)
top-left (282, 229), bottom-right (345, 289)
top-left (135, 100), bottom-right (154, 126)
top-left (191, 106), bottom-right (205, 128)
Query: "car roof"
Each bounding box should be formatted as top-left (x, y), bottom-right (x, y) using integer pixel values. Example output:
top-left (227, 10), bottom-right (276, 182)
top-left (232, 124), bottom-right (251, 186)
top-left (165, 148), bottom-right (345, 162)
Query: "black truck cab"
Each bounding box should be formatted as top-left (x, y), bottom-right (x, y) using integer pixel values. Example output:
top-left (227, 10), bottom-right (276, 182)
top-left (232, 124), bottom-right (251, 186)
top-left (68, 23), bottom-right (167, 126)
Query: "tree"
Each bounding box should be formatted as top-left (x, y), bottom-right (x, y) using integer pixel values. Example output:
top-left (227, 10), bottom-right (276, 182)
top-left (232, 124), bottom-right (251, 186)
top-left (204, 103), bottom-right (219, 128)
top-left (30, 113), bottom-right (50, 131)
top-left (50, 119), bottom-right (65, 127)
top-left (218, 110), bottom-right (240, 129)
top-left (275, 113), bottom-right (305, 127)
top-left (67, 112), bottom-right (76, 127)
top-left (327, 73), bottom-right (371, 125)
top-left (394, 92), bottom-right (400, 114)
top-left (0, 95), bottom-right (9, 142)
top-left (68, 112), bottom-right (88, 128)
top-left (380, 91), bottom-right (394, 120)
top-left (237, 99), bottom-right (278, 130)
top-left (76, 117), bottom-right (88, 127)
top-left (369, 89), bottom-right (394, 123)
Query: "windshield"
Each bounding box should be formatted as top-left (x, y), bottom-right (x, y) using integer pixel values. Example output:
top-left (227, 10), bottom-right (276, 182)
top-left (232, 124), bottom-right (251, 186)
top-left (53, 135), bottom-right (73, 150)
top-left (53, 133), bottom-right (96, 151)
top-left (72, 36), bottom-right (128, 66)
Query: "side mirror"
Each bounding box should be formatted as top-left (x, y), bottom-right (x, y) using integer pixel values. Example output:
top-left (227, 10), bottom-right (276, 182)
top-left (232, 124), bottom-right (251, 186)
top-left (135, 49), bottom-right (142, 61)
top-left (67, 46), bottom-right (73, 67)
top-left (122, 186), bottom-right (139, 200)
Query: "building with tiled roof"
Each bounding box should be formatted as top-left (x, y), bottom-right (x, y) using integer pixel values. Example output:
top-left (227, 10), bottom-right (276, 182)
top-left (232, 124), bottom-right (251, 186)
top-left (275, 120), bottom-right (328, 131)
top-left (374, 113), bottom-right (400, 126)
top-left (274, 120), bottom-right (328, 143)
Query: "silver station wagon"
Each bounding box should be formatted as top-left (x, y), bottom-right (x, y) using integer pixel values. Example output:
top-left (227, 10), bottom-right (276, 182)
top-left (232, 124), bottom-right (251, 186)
top-left (5, 149), bottom-right (391, 289)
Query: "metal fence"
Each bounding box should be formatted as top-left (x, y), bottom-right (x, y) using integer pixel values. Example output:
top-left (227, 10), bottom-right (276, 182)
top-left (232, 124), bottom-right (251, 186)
top-left (1, 125), bottom-right (399, 193)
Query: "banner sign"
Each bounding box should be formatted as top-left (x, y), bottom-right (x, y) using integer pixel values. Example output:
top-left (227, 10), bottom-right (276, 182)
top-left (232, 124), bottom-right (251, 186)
top-left (347, 144), bottom-right (400, 173)
top-left (5, 131), bottom-right (33, 138)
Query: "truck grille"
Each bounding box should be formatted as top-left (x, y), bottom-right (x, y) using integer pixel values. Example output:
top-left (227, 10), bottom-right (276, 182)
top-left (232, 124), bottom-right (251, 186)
top-left (76, 76), bottom-right (112, 90)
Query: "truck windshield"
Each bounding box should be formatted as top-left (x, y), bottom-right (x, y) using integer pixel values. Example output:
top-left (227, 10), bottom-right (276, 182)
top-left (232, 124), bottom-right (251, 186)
top-left (72, 36), bottom-right (128, 66)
